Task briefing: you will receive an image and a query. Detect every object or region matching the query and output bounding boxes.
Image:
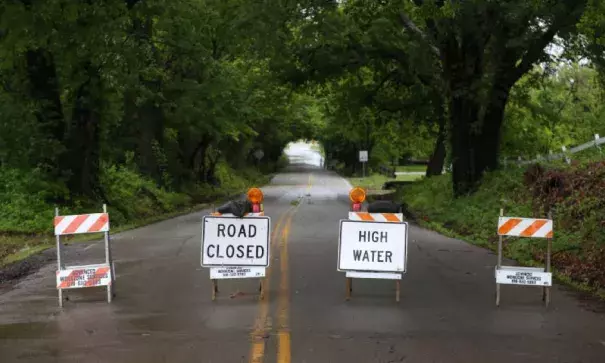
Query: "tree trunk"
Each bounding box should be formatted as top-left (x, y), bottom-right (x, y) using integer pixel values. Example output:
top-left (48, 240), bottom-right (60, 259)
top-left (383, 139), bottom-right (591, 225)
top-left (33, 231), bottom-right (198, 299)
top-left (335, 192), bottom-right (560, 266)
top-left (449, 80), bottom-right (512, 196)
top-left (25, 49), bottom-right (65, 176)
top-left (426, 102), bottom-right (446, 177)
top-left (125, 9), bottom-right (165, 182)
top-left (449, 93), bottom-right (482, 195)
top-left (65, 62), bottom-right (102, 197)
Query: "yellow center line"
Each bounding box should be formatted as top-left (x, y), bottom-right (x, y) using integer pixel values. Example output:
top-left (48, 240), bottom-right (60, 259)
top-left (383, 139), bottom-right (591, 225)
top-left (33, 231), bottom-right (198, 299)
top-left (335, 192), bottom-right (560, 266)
top-left (250, 173), bottom-right (312, 363)
top-left (249, 205), bottom-right (294, 363)
top-left (277, 174), bottom-right (311, 363)
top-left (277, 213), bottom-right (293, 363)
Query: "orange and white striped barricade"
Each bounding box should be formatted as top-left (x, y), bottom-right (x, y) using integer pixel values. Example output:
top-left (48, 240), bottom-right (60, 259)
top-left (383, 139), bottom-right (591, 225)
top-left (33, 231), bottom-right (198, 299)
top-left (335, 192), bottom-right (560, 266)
top-left (338, 212), bottom-right (408, 302)
top-left (54, 204), bottom-right (115, 307)
top-left (495, 209), bottom-right (553, 307)
top-left (202, 211), bottom-right (270, 301)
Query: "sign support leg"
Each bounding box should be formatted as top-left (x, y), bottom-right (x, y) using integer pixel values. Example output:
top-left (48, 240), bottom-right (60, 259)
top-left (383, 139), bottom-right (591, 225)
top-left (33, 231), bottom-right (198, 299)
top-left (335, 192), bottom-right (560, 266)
top-left (345, 277), bottom-right (352, 301)
top-left (103, 204), bottom-right (113, 303)
top-left (56, 207), bottom-right (64, 308)
top-left (259, 279), bottom-right (265, 300)
top-left (545, 211), bottom-right (553, 308)
top-left (496, 208), bottom-right (504, 307)
top-left (211, 279), bottom-right (218, 301)
top-left (395, 280), bottom-right (400, 302)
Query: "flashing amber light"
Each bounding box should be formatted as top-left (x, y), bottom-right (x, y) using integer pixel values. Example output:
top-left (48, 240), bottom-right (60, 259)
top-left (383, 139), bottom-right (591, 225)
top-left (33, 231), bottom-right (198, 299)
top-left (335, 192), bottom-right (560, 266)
top-left (349, 187), bottom-right (366, 204)
top-left (247, 187), bottom-right (264, 204)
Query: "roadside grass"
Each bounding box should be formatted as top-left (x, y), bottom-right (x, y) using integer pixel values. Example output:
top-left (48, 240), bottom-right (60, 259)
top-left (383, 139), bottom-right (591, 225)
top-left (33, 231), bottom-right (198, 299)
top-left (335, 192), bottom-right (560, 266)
top-left (396, 165), bottom-right (427, 173)
top-left (400, 165), bottom-right (605, 300)
top-left (0, 167), bottom-right (273, 266)
top-left (348, 173), bottom-right (423, 192)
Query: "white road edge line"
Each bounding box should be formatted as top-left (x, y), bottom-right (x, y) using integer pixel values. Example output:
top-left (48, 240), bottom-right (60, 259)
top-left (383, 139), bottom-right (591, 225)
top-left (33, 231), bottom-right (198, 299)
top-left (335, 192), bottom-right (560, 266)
top-left (83, 243), bottom-right (99, 251)
top-left (342, 177), bottom-right (354, 190)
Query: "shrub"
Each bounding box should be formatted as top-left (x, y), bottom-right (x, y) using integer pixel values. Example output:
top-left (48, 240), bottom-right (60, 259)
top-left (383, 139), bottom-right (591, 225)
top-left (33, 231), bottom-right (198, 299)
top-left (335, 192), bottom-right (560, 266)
top-left (100, 163), bottom-right (190, 222)
top-left (0, 168), bottom-right (66, 233)
top-left (402, 161), bottom-right (605, 290)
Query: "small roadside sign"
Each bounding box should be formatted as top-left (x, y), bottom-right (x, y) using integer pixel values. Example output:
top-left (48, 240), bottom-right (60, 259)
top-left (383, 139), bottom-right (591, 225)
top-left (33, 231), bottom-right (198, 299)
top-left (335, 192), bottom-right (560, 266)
top-left (254, 149), bottom-right (264, 160)
top-left (338, 219), bottom-right (408, 273)
top-left (201, 216), bottom-right (270, 267)
top-left (495, 266), bottom-right (552, 286)
top-left (210, 266), bottom-right (266, 279)
top-left (359, 150), bottom-right (368, 162)
top-left (56, 264), bottom-right (112, 289)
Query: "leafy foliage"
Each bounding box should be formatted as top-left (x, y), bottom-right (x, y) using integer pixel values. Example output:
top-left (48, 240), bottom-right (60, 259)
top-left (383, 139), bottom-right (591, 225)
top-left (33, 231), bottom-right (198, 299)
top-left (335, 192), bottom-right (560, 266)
top-left (0, 0), bottom-right (323, 244)
top-left (502, 64), bottom-right (605, 158)
top-left (402, 162), bottom-right (605, 291)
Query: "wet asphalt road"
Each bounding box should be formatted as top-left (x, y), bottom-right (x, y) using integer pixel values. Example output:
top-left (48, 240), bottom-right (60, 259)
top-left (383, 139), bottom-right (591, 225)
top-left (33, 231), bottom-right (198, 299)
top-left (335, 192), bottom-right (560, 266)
top-left (1, 143), bottom-right (605, 363)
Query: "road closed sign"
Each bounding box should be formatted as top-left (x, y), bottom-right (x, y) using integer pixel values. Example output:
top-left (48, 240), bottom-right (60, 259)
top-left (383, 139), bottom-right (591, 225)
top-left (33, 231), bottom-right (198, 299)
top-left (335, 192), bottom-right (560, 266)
top-left (201, 216), bottom-right (270, 267)
top-left (338, 220), bottom-right (408, 273)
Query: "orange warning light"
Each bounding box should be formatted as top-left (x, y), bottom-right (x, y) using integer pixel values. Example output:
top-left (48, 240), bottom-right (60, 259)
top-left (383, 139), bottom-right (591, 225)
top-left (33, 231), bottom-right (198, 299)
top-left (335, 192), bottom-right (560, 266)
top-left (349, 187), bottom-right (366, 204)
top-left (247, 187), bottom-right (264, 204)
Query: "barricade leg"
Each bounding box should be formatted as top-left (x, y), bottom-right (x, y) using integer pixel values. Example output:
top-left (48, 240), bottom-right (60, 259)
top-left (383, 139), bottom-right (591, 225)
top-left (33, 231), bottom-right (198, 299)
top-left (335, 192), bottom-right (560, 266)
top-left (211, 279), bottom-right (218, 301)
top-left (259, 279), bottom-right (265, 300)
top-left (496, 209), bottom-right (503, 307)
top-left (107, 283), bottom-right (112, 303)
top-left (395, 280), bottom-right (400, 302)
top-left (103, 205), bottom-right (116, 299)
top-left (56, 208), bottom-right (64, 308)
top-left (545, 212), bottom-right (553, 308)
top-left (345, 277), bottom-right (352, 301)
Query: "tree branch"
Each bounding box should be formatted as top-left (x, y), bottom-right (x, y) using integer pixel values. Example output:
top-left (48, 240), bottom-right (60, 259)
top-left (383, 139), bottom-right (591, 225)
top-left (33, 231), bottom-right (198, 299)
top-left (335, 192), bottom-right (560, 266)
top-left (397, 11), bottom-right (440, 58)
top-left (513, 3), bottom-right (587, 81)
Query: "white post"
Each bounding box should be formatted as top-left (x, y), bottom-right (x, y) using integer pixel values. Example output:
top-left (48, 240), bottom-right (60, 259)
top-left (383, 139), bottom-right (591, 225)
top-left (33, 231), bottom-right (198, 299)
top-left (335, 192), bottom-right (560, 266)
top-left (496, 208), bottom-right (503, 307)
top-left (103, 204), bottom-right (113, 302)
top-left (562, 146), bottom-right (571, 164)
top-left (545, 211), bottom-right (553, 308)
top-left (56, 207), bottom-right (63, 308)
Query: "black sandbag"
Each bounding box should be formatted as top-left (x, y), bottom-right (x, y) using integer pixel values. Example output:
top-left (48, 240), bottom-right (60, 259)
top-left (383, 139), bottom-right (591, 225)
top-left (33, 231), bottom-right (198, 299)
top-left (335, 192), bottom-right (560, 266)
top-left (216, 200), bottom-right (253, 217)
top-left (367, 200), bottom-right (403, 213)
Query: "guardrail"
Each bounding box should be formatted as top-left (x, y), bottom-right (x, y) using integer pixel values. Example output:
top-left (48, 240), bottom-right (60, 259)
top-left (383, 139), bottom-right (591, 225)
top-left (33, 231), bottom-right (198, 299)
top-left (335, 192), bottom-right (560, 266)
top-left (504, 134), bottom-right (604, 166)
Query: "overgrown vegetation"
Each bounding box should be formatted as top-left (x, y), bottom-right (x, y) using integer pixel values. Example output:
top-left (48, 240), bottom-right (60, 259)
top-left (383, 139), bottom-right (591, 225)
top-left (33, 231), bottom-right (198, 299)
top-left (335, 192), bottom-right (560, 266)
top-left (2, 0), bottom-right (605, 295)
top-left (0, 1), bottom-right (324, 262)
top-left (401, 161), bottom-right (605, 293)
top-left (0, 162), bottom-right (270, 264)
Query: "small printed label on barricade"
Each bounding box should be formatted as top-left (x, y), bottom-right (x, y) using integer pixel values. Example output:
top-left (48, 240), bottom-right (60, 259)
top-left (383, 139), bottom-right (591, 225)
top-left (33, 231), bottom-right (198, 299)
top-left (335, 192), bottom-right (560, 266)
top-left (338, 219), bottom-right (408, 273)
top-left (56, 264), bottom-right (112, 289)
top-left (210, 266), bottom-right (265, 279)
top-left (201, 216), bottom-right (271, 267)
top-left (496, 267), bottom-right (552, 286)
top-left (345, 271), bottom-right (401, 280)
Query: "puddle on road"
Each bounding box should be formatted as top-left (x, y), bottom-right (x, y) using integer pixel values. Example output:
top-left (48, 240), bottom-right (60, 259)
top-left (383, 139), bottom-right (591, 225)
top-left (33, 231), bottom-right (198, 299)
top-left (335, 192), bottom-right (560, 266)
top-left (0, 321), bottom-right (58, 339)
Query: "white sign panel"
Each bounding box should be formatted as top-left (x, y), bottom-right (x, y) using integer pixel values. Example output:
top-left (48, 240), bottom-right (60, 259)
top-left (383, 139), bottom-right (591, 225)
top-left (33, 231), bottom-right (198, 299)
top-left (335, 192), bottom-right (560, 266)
top-left (496, 267), bottom-right (552, 286)
top-left (56, 264), bottom-right (112, 289)
top-left (359, 150), bottom-right (368, 162)
top-left (345, 271), bottom-right (401, 280)
top-left (210, 266), bottom-right (266, 279)
top-left (201, 216), bottom-right (270, 267)
top-left (338, 220), bottom-right (408, 273)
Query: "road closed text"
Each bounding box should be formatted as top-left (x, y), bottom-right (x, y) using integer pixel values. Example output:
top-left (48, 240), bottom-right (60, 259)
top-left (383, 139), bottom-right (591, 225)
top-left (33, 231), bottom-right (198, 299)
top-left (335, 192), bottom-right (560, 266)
top-left (338, 220), bottom-right (407, 273)
top-left (201, 216), bottom-right (270, 267)
top-left (206, 244), bottom-right (265, 259)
